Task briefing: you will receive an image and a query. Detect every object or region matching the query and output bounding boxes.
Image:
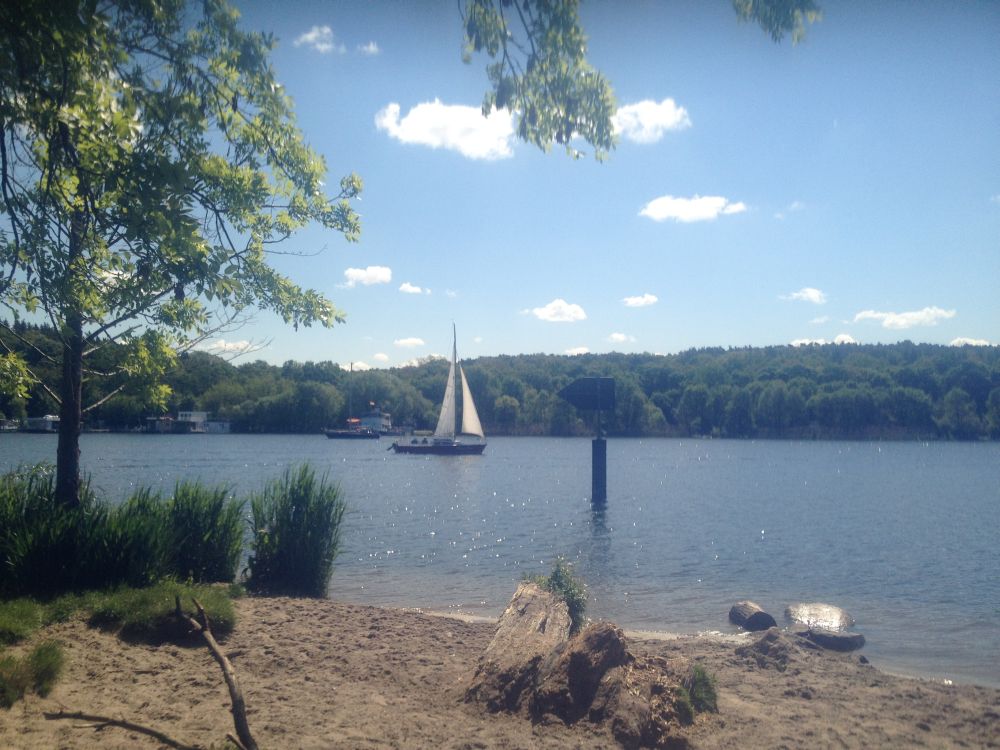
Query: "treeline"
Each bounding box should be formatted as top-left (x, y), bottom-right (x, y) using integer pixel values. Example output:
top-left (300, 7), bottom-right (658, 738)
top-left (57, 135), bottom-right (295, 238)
top-left (3, 324), bottom-right (999, 440)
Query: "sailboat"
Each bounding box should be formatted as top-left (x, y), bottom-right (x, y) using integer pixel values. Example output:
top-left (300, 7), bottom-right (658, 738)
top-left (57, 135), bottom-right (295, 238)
top-left (391, 326), bottom-right (486, 455)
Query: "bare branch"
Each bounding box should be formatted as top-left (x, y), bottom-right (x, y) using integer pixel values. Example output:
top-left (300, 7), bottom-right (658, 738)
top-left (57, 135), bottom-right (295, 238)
top-left (43, 709), bottom-right (198, 750)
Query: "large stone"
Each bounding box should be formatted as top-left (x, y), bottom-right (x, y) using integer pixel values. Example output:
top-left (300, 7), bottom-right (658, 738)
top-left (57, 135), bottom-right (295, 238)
top-left (728, 600), bottom-right (778, 632)
top-left (465, 581), bottom-right (571, 711)
top-left (784, 602), bottom-right (855, 631)
top-left (797, 628), bottom-right (866, 652)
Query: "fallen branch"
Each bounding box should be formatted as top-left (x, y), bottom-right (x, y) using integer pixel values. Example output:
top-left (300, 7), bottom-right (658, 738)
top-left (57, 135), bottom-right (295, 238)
top-left (175, 596), bottom-right (258, 750)
top-left (42, 709), bottom-right (198, 750)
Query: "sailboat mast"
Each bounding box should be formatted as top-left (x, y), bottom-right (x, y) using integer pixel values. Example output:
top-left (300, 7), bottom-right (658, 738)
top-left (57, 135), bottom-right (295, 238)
top-left (451, 324), bottom-right (458, 435)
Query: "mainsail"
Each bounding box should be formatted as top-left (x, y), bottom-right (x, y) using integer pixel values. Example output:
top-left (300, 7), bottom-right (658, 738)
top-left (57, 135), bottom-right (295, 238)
top-left (433, 355), bottom-right (457, 439)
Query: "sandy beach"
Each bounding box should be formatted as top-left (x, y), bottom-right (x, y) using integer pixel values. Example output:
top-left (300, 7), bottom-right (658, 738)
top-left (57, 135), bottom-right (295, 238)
top-left (1, 595), bottom-right (997, 749)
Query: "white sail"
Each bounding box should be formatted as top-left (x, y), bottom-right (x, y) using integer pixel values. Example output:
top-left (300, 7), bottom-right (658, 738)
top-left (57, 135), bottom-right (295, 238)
top-left (434, 357), bottom-right (457, 438)
top-left (459, 365), bottom-right (484, 438)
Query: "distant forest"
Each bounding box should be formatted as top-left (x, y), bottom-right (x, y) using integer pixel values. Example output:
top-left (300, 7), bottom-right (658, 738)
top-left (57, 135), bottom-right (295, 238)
top-left (3, 324), bottom-right (999, 440)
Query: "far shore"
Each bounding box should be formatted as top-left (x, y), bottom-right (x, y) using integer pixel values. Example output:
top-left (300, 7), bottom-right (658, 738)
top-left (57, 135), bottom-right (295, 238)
top-left (2, 596), bottom-right (997, 749)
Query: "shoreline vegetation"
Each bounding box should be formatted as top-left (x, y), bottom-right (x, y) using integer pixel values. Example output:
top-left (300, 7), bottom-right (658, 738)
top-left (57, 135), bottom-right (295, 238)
top-left (3, 464), bottom-right (999, 747)
top-left (3, 327), bottom-right (999, 441)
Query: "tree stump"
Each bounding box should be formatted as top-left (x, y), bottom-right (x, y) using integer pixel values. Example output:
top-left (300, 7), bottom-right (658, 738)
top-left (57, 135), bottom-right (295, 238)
top-left (465, 581), bottom-right (571, 711)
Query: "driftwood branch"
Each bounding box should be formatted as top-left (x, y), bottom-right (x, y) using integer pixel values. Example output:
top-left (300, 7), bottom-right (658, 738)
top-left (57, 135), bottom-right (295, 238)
top-left (175, 595), bottom-right (258, 750)
top-left (42, 709), bottom-right (198, 750)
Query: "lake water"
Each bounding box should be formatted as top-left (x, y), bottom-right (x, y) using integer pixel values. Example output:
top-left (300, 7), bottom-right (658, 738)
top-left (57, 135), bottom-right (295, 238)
top-left (2, 434), bottom-right (998, 688)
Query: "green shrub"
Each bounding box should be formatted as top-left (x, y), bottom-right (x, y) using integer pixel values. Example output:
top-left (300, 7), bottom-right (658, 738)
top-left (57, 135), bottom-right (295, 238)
top-left (527, 558), bottom-right (587, 634)
top-left (246, 464), bottom-right (346, 597)
top-left (0, 641), bottom-right (64, 708)
top-left (687, 664), bottom-right (718, 713)
top-left (167, 482), bottom-right (244, 583)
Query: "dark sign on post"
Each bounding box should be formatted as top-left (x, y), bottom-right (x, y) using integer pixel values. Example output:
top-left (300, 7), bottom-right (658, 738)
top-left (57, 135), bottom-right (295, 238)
top-left (558, 377), bottom-right (616, 503)
top-left (558, 377), bottom-right (616, 413)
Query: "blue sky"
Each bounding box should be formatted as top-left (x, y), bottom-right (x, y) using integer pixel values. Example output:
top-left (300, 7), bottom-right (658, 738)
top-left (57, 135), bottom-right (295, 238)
top-left (205, 1), bottom-right (1000, 368)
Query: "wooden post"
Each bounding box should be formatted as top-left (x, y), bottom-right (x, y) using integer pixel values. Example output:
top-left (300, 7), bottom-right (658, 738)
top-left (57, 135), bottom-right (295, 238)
top-left (592, 437), bottom-right (606, 503)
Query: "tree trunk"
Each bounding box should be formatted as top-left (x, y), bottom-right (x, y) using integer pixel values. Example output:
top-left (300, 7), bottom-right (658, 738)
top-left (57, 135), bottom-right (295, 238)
top-left (55, 309), bottom-right (84, 508)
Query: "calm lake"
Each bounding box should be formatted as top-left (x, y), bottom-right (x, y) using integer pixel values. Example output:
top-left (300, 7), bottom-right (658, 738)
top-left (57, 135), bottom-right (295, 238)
top-left (2, 434), bottom-right (998, 688)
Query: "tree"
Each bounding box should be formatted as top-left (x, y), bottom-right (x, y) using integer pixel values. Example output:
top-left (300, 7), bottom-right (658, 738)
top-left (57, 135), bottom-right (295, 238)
top-left (1, 0), bottom-right (361, 505)
top-left (464, 0), bottom-right (821, 159)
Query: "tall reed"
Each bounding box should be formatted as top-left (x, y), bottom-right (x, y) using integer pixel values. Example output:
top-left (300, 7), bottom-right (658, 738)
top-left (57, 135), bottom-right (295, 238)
top-left (246, 464), bottom-right (346, 597)
top-left (0, 466), bottom-right (244, 597)
top-left (167, 482), bottom-right (244, 583)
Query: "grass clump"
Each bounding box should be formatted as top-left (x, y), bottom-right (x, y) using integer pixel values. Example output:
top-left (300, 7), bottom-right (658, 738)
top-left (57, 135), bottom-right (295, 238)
top-left (527, 558), bottom-right (587, 634)
top-left (672, 685), bottom-right (695, 725)
top-left (0, 599), bottom-right (43, 645)
top-left (27, 640), bottom-right (63, 696)
top-left (0, 594), bottom-right (97, 645)
top-left (246, 464), bottom-right (346, 597)
top-left (686, 664), bottom-right (718, 713)
top-left (88, 581), bottom-right (236, 641)
top-left (0, 640), bottom-right (65, 708)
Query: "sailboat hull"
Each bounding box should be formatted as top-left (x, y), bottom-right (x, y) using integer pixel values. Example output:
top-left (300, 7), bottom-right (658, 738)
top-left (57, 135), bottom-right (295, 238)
top-left (391, 440), bottom-right (486, 455)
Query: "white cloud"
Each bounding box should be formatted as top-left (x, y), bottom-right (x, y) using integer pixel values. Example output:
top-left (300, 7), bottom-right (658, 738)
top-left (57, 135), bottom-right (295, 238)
top-left (196, 339), bottom-right (255, 355)
top-left (565, 346), bottom-right (590, 355)
top-left (392, 336), bottom-right (424, 349)
top-left (445, 289), bottom-right (458, 298)
top-left (473, 336), bottom-right (483, 344)
top-left (639, 194), bottom-right (746, 223)
top-left (782, 287), bottom-right (827, 305)
top-left (358, 41), bottom-right (380, 56)
top-left (375, 100), bottom-right (515, 160)
top-left (373, 352), bottom-right (390, 362)
top-left (341, 361), bottom-right (372, 371)
top-left (343, 265), bottom-right (392, 287)
top-left (394, 337), bottom-right (425, 348)
top-left (950, 337), bottom-right (993, 347)
top-left (623, 293), bottom-right (658, 308)
top-left (775, 200), bottom-right (806, 220)
top-left (608, 332), bottom-right (635, 344)
top-left (853, 306), bottom-right (956, 330)
top-left (529, 298), bottom-right (587, 323)
top-left (613, 98), bottom-right (691, 144)
top-left (810, 315), bottom-right (830, 325)
top-left (791, 334), bottom-right (854, 346)
top-left (293, 26), bottom-right (345, 54)
top-left (399, 282), bottom-right (428, 295)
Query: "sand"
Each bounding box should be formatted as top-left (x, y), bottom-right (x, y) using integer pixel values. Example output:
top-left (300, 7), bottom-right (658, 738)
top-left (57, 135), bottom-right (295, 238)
top-left (1, 596), bottom-right (997, 749)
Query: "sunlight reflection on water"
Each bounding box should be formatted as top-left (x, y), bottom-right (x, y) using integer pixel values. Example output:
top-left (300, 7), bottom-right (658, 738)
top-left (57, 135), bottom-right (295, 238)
top-left (2, 434), bottom-right (998, 687)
